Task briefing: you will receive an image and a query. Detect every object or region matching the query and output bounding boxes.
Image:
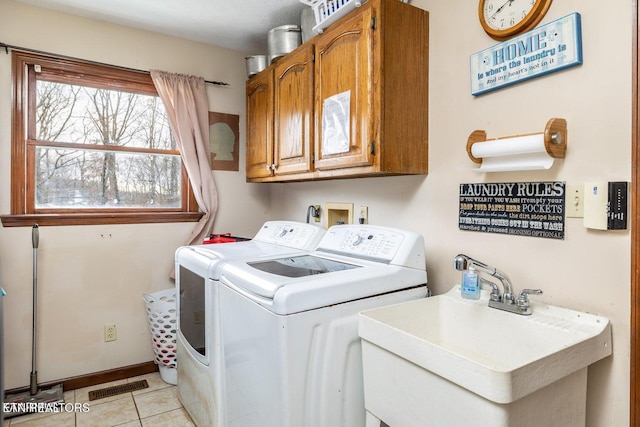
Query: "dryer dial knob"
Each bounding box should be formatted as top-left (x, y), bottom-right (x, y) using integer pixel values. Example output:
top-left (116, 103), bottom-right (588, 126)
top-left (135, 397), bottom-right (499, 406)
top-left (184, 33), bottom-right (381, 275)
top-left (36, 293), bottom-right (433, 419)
top-left (351, 234), bottom-right (363, 246)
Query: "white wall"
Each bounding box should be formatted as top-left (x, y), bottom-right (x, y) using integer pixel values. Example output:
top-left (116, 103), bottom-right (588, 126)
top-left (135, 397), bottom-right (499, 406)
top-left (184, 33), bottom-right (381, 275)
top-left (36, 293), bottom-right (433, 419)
top-left (268, 1), bottom-right (631, 426)
top-left (0, 0), bottom-right (270, 388)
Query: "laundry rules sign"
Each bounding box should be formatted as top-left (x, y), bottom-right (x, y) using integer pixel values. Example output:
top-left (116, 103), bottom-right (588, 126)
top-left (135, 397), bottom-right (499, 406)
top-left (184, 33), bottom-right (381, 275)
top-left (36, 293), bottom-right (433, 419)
top-left (459, 182), bottom-right (565, 240)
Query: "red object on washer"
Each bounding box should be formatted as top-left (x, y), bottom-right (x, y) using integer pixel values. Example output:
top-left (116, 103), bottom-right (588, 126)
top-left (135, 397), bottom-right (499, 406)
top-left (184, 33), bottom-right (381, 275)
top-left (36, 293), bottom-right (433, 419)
top-left (203, 233), bottom-right (250, 244)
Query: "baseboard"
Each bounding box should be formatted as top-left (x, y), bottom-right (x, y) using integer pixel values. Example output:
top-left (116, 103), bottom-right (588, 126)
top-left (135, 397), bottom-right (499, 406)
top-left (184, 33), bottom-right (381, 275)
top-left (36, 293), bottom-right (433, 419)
top-left (5, 361), bottom-right (159, 395)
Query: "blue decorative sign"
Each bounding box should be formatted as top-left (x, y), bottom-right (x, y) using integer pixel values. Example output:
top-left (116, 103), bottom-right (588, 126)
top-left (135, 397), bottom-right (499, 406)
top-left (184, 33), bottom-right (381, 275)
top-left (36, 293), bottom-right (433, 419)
top-left (470, 13), bottom-right (582, 96)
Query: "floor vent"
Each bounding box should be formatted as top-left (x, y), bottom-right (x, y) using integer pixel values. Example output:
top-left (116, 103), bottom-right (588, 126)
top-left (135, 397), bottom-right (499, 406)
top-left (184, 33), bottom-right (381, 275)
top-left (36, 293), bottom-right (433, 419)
top-left (88, 380), bottom-right (149, 401)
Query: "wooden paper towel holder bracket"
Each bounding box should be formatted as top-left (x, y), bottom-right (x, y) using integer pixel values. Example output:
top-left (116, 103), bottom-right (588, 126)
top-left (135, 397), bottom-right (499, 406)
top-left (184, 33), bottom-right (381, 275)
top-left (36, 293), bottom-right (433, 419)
top-left (466, 117), bottom-right (567, 164)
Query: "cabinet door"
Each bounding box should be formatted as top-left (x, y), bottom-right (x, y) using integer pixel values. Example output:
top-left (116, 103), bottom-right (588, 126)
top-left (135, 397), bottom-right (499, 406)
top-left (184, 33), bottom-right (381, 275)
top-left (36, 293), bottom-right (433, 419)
top-left (246, 71), bottom-right (274, 179)
top-left (273, 44), bottom-right (314, 176)
top-left (314, 6), bottom-right (374, 171)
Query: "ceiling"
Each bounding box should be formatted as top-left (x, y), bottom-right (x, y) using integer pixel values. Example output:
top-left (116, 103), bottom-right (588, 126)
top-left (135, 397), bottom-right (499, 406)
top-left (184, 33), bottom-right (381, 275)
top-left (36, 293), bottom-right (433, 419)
top-left (12, 0), bottom-right (309, 54)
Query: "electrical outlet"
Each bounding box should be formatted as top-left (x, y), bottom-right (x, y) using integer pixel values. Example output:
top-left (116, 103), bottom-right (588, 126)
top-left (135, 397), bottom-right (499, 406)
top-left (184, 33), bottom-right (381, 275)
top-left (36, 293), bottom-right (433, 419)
top-left (566, 184), bottom-right (584, 218)
top-left (313, 205), bottom-right (321, 222)
top-left (104, 324), bottom-right (117, 342)
top-left (359, 206), bottom-right (368, 224)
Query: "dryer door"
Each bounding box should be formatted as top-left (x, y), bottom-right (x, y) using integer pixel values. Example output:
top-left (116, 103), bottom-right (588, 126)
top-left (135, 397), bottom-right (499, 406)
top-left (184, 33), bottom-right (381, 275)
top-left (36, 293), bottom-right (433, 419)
top-left (178, 265), bottom-right (206, 358)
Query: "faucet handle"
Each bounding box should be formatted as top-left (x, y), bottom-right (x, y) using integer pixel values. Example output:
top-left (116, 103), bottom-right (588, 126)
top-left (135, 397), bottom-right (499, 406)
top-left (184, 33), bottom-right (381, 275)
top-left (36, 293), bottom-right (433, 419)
top-left (516, 289), bottom-right (543, 307)
top-left (479, 278), bottom-right (502, 302)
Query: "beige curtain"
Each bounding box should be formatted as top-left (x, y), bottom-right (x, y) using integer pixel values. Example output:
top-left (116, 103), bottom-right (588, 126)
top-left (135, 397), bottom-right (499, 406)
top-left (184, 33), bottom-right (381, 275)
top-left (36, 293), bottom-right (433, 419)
top-left (150, 70), bottom-right (218, 247)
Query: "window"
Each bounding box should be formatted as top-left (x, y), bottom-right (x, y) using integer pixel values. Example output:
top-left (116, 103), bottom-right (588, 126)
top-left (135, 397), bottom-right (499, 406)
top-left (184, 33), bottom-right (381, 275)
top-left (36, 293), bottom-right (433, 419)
top-left (2, 51), bottom-right (200, 227)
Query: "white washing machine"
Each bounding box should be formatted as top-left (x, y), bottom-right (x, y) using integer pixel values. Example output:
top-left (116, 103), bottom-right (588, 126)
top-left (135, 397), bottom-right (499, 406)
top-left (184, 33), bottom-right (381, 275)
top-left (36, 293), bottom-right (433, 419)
top-left (214, 224), bottom-right (428, 427)
top-left (175, 221), bottom-right (326, 427)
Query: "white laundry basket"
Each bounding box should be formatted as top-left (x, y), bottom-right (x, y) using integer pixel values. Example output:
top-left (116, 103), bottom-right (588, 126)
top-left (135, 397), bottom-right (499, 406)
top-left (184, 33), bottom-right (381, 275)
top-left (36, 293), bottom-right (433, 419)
top-left (143, 288), bottom-right (177, 385)
top-left (299, 0), bottom-right (366, 33)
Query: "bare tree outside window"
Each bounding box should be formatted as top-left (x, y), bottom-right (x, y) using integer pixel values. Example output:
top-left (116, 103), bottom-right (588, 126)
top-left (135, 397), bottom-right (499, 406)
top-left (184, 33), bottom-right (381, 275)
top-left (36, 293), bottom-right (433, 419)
top-left (35, 81), bottom-right (181, 209)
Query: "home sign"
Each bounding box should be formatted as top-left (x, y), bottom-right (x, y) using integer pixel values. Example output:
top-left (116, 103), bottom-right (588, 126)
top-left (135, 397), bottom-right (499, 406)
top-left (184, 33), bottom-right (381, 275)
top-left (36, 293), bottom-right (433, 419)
top-left (470, 13), bottom-right (582, 96)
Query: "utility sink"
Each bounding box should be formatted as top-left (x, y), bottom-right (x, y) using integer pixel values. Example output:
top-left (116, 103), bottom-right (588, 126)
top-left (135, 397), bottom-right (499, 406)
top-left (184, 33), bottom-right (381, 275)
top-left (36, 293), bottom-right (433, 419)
top-left (358, 286), bottom-right (612, 427)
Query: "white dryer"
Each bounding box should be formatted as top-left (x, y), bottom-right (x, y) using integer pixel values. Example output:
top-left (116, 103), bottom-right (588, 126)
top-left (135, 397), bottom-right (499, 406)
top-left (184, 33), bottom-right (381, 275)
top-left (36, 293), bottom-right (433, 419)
top-left (215, 224), bottom-right (428, 427)
top-left (175, 221), bottom-right (326, 427)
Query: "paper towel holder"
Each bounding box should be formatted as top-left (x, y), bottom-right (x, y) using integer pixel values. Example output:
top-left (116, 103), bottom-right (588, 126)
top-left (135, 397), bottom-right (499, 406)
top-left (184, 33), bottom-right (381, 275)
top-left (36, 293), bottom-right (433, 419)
top-left (466, 118), bottom-right (567, 171)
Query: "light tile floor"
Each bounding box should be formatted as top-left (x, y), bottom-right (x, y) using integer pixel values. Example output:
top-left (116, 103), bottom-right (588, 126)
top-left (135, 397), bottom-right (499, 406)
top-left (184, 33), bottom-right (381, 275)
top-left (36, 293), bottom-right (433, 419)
top-left (5, 372), bottom-right (194, 427)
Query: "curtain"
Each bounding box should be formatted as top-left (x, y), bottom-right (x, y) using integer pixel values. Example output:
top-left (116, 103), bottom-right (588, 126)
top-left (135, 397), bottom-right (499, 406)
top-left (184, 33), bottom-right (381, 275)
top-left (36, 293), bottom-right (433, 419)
top-left (150, 70), bottom-right (218, 248)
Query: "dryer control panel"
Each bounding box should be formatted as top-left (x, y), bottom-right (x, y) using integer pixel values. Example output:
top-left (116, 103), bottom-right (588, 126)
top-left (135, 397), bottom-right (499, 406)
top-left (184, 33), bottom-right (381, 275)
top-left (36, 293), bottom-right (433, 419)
top-left (253, 221), bottom-right (326, 250)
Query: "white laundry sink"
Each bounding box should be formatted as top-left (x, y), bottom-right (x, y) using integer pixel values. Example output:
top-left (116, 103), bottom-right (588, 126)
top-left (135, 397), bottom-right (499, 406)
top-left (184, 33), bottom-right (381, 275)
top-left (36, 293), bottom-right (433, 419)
top-left (358, 286), bottom-right (612, 427)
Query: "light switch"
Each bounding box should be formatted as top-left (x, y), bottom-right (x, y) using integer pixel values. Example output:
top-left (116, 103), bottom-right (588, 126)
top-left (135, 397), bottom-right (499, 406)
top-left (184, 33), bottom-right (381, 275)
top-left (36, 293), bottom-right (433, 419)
top-left (565, 184), bottom-right (584, 218)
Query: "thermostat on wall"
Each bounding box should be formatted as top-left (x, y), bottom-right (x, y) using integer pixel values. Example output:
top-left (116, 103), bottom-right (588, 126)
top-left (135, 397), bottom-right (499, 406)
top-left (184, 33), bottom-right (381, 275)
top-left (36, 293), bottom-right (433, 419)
top-left (584, 182), bottom-right (628, 230)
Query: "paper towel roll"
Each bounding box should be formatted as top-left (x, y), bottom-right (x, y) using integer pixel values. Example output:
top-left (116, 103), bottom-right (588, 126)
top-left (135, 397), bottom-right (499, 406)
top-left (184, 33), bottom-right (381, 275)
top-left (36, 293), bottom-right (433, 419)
top-left (466, 118), bottom-right (567, 172)
top-left (470, 133), bottom-right (555, 172)
top-left (474, 152), bottom-right (554, 172)
top-left (471, 134), bottom-right (546, 158)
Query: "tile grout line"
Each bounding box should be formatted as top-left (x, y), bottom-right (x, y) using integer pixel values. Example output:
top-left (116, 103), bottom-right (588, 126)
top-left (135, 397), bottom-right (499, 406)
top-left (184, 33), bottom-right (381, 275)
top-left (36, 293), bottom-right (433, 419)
top-left (104, 392), bottom-right (141, 427)
top-left (130, 392), bottom-right (142, 426)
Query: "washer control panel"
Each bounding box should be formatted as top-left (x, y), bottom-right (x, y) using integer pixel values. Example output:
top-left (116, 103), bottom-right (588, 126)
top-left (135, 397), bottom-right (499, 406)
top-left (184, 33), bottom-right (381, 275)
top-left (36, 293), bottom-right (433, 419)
top-left (253, 221), bottom-right (326, 250)
top-left (318, 225), bottom-right (416, 263)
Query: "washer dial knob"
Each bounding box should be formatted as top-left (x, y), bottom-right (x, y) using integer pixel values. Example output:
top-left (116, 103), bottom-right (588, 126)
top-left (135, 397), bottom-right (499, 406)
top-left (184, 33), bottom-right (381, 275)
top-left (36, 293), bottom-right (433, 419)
top-left (351, 234), bottom-right (363, 246)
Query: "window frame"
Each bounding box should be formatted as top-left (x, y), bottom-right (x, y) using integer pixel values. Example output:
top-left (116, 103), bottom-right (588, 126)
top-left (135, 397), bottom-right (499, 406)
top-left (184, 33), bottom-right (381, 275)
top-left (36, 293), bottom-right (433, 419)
top-left (1, 51), bottom-right (201, 227)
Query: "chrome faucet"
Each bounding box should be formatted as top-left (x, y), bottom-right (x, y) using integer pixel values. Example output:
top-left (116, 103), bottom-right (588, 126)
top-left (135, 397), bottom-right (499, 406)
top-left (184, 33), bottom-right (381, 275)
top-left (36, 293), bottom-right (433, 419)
top-left (453, 254), bottom-right (542, 315)
top-left (453, 254), bottom-right (515, 302)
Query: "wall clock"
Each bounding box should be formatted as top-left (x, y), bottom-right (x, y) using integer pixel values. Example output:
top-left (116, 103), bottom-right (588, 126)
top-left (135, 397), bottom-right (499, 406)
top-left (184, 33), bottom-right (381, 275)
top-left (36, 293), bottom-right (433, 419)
top-left (479, 0), bottom-right (553, 41)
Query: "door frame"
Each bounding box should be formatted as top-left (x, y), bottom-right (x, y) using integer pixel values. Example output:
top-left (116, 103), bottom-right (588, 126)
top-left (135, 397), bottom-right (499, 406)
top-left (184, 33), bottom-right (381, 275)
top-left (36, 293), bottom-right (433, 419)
top-left (632, 0), bottom-right (639, 424)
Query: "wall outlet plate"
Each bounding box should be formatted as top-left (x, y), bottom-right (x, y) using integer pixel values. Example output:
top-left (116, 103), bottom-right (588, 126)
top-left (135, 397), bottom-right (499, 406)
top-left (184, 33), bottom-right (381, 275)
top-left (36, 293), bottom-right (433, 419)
top-left (104, 324), bottom-right (117, 342)
top-left (359, 206), bottom-right (368, 224)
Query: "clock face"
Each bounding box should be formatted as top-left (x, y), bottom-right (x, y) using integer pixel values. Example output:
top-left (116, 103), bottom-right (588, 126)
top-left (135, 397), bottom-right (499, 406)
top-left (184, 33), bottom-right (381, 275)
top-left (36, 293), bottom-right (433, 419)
top-left (483, 0), bottom-right (536, 31)
top-left (480, 0), bottom-right (551, 40)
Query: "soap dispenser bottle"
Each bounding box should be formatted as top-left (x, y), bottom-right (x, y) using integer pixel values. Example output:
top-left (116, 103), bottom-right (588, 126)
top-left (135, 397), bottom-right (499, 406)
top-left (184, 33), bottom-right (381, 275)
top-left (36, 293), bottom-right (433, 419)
top-left (461, 266), bottom-right (480, 300)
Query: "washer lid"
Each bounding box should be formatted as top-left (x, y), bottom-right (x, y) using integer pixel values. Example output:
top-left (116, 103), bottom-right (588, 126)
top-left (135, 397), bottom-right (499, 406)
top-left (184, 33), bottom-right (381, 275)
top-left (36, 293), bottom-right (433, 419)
top-left (177, 241), bottom-right (311, 280)
top-left (247, 255), bottom-right (360, 278)
top-left (220, 253), bottom-right (426, 311)
top-left (188, 240), bottom-right (292, 260)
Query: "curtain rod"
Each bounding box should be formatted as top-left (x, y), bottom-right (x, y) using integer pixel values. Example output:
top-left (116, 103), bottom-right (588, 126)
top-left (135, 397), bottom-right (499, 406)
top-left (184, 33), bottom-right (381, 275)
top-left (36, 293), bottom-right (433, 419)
top-left (0, 42), bottom-right (230, 87)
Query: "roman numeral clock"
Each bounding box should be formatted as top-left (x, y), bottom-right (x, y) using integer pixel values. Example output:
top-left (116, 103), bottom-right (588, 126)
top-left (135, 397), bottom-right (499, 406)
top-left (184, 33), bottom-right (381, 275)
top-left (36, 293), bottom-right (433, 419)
top-left (479, 0), bottom-right (553, 41)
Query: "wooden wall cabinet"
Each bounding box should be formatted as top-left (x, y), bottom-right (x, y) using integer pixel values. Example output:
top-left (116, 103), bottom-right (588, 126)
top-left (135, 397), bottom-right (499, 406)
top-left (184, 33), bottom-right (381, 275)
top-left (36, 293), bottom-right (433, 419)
top-left (245, 0), bottom-right (429, 182)
top-left (246, 68), bottom-right (274, 179)
top-left (273, 44), bottom-right (315, 176)
top-left (246, 45), bottom-right (314, 180)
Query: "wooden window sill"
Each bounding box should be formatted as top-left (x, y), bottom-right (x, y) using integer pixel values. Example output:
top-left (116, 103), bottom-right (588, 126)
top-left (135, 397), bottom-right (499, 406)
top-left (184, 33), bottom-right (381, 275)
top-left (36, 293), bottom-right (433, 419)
top-left (1, 212), bottom-right (203, 227)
